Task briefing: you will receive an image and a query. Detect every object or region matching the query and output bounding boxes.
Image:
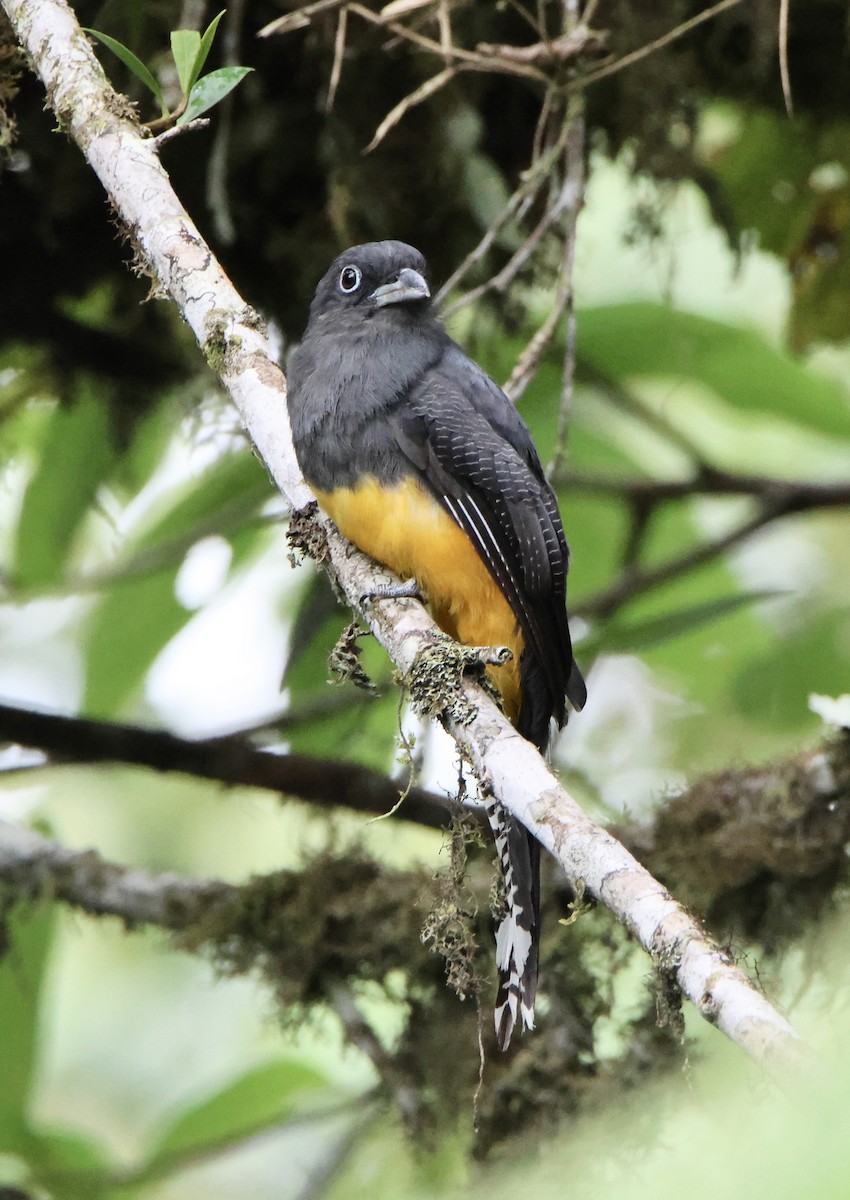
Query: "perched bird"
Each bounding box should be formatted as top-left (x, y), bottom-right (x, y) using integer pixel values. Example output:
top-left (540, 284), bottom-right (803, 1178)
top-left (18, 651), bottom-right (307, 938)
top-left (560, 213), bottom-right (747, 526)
top-left (287, 240), bottom-right (586, 1048)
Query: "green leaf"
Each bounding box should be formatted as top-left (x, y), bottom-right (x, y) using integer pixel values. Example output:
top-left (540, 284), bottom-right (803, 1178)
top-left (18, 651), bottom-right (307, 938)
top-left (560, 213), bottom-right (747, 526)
top-left (82, 565), bottom-right (188, 717)
top-left (112, 395), bottom-right (182, 498)
top-left (27, 1127), bottom-right (114, 1200)
top-left (282, 574), bottom-right (339, 684)
top-left (82, 451), bottom-right (270, 715)
top-left (0, 905), bottom-right (55, 1151)
top-left (83, 29), bottom-right (167, 116)
top-left (144, 1060), bottom-right (331, 1172)
top-left (577, 303), bottom-right (850, 439)
top-left (170, 29), bottom-right (201, 97)
top-left (193, 10), bottom-right (227, 91)
top-left (130, 449), bottom-right (270, 556)
top-left (14, 388), bottom-right (114, 589)
top-left (731, 608), bottom-right (850, 730)
top-left (177, 67), bottom-right (253, 126)
top-left (707, 106), bottom-right (850, 349)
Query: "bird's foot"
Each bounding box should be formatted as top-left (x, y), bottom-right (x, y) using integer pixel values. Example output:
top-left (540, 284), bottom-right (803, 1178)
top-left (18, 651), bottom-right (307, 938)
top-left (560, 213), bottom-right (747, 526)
top-left (360, 577), bottom-right (424, 605)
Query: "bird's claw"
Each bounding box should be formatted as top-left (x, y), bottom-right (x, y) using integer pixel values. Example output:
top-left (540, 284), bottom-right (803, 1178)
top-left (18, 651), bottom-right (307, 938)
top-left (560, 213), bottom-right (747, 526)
top-left (360, 577), bottom-right (423, 604)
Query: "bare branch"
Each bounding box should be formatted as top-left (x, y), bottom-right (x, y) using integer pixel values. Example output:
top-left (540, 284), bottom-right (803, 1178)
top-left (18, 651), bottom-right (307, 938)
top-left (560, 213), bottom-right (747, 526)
top-left (333, 990), bottom-right (426, 1130)
top-left (258, 0), bottom-right (348, 38)
top-left (557, 471), bottom-right (850, 619)
top-left (475, 27), bottom-right (607, 66)
top-left (779, 0), bottom-right (794, 117)
top-left (380, 0), bottom-right (439, 21)
top-left (325, 4), bottom-right (348, 113)
top-left (363, 64), bottom-right (458, 154)
top-left (442, 191), bottom-right (562, 319)
top-left (0, 701), bottom-right (464, 831)
top-left (577, 499), bottom-right (786, 620)
top-left (557, 469), bottom-right (850, 509)
top-left (0, 817), bottom-right (234, 927)
top-left (501, 98), bottom-right (586, 410)
top-left (346, 3), bottom-right (552, 84)
top-left (548, 100), bottom-right (585, 469)
top-left (573, 0), bottom-right (745, 91)
top-left (434, 123), bottom-right (570, 306)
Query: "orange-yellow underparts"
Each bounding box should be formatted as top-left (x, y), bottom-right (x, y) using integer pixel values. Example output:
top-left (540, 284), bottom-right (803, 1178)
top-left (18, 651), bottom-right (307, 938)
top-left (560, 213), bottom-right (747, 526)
top-left (315, 476), bottom-right (523, 718)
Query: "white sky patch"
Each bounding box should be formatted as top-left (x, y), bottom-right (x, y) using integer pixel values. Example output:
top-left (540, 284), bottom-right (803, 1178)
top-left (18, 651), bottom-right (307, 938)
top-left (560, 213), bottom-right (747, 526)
top-left (558, 654), bottom-right (696, 816)
top-left (575, 153), bottom-right (791, 341)
top-left (731, 522), bottom-right (828, 617)
top-left (401, 707), bottom-right (479, 801)
top-left (809, 692), bottom-right (850, 728)
top-left (146, 541), bottom-right (303, 736)
top-left (175, 535), bottom-right (234, 611)
top-left (0, 597), bottom-right (86, 712)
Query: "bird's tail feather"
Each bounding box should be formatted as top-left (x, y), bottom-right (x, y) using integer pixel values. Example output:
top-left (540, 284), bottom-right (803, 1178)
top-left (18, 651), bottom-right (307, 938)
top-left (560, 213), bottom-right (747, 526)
top-left (488, 800), bottom-right (540, 1050)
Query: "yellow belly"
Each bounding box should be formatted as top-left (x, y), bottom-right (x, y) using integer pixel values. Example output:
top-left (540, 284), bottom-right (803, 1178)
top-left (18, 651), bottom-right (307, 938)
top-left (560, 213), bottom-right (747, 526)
top-left (315, 476), bottom-right (523, 718)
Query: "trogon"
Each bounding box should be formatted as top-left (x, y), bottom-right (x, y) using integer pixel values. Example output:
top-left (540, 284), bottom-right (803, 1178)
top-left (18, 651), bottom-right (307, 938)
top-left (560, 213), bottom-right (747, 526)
top-left (287, 240), bottom-right (586, 1049)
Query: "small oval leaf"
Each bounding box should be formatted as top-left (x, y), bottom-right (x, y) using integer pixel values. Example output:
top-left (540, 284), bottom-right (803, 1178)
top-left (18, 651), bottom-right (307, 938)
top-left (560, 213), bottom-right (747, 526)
top-left (170, 29), bottom-right (202, 97)
top-left (192, 10), bottom-right (227, 91)
top-left (83, 28), bottom-right (167, 115)
top-left (177, 66), bottom-right (253, 125)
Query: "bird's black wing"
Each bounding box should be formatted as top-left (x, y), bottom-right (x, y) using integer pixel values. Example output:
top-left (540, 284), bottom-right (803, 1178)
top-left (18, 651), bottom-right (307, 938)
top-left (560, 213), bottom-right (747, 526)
top-left (390, 342), bottom-right (585, 741)
top-left (389, 342), bottom-right (586, 1049)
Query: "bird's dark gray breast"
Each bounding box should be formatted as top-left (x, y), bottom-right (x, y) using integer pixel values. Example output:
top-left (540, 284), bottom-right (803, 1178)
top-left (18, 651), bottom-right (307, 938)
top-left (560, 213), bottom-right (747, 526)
top-left (287, 310), bottom-right (447, 492)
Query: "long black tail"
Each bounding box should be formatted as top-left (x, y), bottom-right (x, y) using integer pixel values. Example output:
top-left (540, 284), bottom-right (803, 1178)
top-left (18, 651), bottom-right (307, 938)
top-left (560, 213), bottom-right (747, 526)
top-left (492, 652), bottom-right (585, 1049)
top-left (491, 805), bottom-right (540, 1050)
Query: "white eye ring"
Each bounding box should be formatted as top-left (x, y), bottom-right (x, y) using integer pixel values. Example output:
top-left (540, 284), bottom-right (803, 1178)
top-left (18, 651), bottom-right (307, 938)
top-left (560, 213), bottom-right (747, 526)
top-left (338, 265), bottom-right (362, 294)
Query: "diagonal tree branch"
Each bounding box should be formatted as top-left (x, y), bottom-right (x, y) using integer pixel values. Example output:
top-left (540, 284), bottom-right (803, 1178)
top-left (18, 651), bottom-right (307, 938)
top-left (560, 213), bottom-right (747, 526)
top-left (1, 0), bottom-right (809, 1076)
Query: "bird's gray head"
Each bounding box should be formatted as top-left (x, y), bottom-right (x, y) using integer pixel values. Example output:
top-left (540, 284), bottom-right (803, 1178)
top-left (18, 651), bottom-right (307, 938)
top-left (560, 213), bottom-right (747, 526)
top-left (306, 240), bottom-right (432, 326)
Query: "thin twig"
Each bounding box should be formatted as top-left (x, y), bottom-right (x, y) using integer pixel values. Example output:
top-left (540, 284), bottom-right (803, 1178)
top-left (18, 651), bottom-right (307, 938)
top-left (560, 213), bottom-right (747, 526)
top-left (556, 469), bottom-right (850, 507)
top-left (333, 990), bottom-right (425, 1129)
top-left (560, 468), bottom-right (850, 613)
top-left (325, 2), bottom-right (348, 111)
top-left (258, 0), bottom-right (348, 38)
top-left (502, 277), bottom-right (571, 403)
top-left (572, 0), bottom-right (745, 91)
top-left (499, 116), bottom-right (583, 404)
top-left (205, 0), bottom-right (246, 243)
top-left (502, 0), bottom-right (544, 39)
top-left (548, 98), bottom-right (585, 468)
top-left (531, 82), bottom-right (556, 165)
top-left (379, 0), bottom-right (438, 20)
top-left (434, 121), bottom-right (571, 306)
top-left (619, 498), bottom-right (655, 569)
top-left (576, 499), bottom-right (788, 620)
top-left (475, 28), bottom-right (607, 65)
top-left (153, 116), bottom-right (210, 147)
top-left (347, 3), bottom-right (551, 84)
top-left (437, 0), bottom-right (451, 62)
top-left (779, 0), bottom-right (793, 117)
top-left (443, 186), bottom-right (566, 319)
top-left (363, 64), bottom-right (458, 153)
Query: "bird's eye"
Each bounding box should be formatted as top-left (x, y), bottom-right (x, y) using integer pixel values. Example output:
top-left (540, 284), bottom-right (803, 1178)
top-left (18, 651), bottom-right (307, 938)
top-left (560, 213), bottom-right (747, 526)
top-left (338, 265), bottom-right (362, 294)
